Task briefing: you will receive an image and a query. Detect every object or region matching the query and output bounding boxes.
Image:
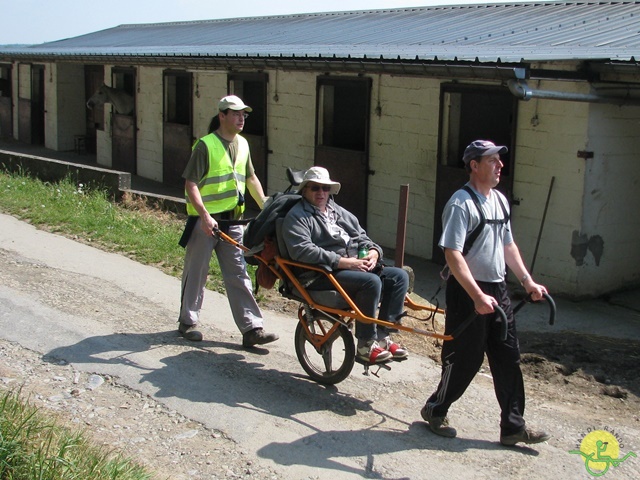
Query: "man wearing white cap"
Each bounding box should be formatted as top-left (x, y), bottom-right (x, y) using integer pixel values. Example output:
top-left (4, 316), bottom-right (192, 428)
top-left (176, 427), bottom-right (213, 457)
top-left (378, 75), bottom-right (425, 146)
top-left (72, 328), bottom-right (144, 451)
top-left (421, 140), bottom-right (549, 446)
top-left (177, 95), bottom-right (278, 348)
top-left (282, 166), bottom-right (409, 364)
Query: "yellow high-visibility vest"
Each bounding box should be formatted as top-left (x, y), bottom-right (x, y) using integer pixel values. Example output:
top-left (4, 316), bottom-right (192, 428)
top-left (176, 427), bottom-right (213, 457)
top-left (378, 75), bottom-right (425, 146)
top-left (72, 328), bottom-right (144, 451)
top-left (186, 133), bottom-right (248, 216)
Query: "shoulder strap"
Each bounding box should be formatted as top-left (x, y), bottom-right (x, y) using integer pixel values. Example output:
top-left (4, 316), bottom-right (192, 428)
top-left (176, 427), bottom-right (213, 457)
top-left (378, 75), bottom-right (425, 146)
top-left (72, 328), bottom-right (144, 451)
top-left (494, 192), bottom-right (510, 224)
top-left (461, 186), bottom-right (485, 256)
top-left (461, 186), bottom-right (510, 256)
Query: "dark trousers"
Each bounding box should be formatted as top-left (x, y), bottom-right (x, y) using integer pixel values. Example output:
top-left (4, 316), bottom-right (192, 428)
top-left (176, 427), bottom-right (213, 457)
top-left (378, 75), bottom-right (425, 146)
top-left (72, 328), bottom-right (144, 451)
top-left (425, 277), bottom-right (526, 436)
top-left (309, 266), bottom-right (409, 341)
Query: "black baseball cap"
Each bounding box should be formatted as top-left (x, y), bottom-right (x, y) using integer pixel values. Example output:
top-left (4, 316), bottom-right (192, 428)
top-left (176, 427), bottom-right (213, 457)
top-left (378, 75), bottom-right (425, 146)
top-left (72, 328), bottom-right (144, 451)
top-left (462, 140), bottom-right (508, 164)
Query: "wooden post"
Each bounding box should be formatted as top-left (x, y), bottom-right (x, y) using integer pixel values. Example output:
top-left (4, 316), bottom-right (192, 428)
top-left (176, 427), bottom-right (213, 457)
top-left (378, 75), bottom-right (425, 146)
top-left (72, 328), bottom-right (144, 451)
top-left (395, 184), bottom-right (409, 268)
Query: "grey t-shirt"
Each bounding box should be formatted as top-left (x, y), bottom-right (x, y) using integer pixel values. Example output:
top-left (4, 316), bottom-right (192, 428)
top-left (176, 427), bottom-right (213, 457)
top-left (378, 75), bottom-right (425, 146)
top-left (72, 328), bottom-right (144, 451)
top-left (438, 184), bottom-right (513, 282)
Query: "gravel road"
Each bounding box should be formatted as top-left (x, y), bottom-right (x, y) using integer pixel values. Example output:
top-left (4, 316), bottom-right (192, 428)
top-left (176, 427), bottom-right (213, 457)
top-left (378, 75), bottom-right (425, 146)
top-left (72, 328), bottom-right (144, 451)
top-left (0, 213), bottom-right (638, 479)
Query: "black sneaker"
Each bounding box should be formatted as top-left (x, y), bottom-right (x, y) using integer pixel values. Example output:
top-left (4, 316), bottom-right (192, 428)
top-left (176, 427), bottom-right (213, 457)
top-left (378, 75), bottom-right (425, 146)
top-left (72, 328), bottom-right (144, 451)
top-left (420, 405), bottom-right (457, 438)
top-left (242, 328), bottom-right (279, 348)
top-left (500, 428), bottom-right (550, 446)
top-left (178, 322), bottom-right (203, 342)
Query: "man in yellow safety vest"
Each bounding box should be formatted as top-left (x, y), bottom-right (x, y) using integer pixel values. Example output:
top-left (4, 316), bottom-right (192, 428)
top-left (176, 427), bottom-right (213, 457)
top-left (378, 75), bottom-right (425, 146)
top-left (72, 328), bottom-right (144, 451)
top-left (177, 95), bottom-right (279, 348)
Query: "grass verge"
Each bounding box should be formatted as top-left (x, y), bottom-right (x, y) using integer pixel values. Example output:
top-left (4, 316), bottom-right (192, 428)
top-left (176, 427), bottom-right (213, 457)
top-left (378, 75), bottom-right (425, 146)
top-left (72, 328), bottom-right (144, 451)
top-left (0, 170), bottom-right (268, 478)
top-left (0, 170), bottom-right (240, 293)
top-left (0, 388), bottom-right (152, 480)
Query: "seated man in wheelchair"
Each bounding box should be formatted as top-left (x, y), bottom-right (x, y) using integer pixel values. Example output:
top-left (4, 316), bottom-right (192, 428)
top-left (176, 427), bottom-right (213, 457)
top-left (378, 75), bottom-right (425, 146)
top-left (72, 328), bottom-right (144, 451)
top-left (282, 166), bottom-right (409, 364)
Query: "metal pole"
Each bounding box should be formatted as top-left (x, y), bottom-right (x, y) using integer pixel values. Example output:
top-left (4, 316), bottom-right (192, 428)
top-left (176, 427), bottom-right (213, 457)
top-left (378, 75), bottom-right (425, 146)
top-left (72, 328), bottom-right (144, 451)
top-left (395, 184), bottom-right (409, 267)
top-left (530, 176), bottom-right (555, 275)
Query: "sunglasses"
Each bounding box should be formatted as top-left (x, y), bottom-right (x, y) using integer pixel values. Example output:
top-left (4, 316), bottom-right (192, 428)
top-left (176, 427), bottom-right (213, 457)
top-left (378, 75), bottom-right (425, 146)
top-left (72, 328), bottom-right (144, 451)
top-left (308, 185), bottom-right (331, 192)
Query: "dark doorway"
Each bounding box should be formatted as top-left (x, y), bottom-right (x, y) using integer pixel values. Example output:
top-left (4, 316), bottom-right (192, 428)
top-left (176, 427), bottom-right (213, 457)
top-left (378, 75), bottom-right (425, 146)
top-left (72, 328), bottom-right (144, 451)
top-left (314, 76), bottom-right (371, 228)
top-left (84, 65), bottom-right (104, 154)
top-left (229, 73), bottom-right (268, 212)
top-left (163, 70), bottom-right (192, 187)
top-left (432, 84), bottom-right (518, 264)
top-left (30, 65), bottom-right (45, 145)
top-left (0, 64), bottom-right (12, 138)
top-left (111, 68), bottom-right (136, 174)
top-left (19, 65), bottom-right (45, 145)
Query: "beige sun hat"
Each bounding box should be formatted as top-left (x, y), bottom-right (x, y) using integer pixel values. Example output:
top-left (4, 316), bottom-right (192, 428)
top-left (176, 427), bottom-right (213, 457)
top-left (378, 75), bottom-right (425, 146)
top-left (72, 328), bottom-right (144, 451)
top-left (218, 95), bottom-right (252, 112)
top-left (297, 166), bottom-right (341, 195)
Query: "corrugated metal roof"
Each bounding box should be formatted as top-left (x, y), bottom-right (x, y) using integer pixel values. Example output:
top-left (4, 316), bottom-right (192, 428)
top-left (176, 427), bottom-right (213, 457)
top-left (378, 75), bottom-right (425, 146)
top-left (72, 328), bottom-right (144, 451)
top-left (3, 2), bottom-right (639, 63)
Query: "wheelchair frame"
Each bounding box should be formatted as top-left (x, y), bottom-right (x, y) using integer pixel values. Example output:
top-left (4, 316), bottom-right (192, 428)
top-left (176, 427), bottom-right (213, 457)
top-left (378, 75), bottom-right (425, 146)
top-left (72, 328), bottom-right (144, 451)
top-left (215, 228), bottom-right (450, 384)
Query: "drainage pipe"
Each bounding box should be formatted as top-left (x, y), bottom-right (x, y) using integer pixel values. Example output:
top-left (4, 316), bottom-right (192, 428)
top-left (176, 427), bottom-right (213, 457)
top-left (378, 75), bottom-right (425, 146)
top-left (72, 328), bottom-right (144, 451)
top-left (507, 79), bottom-right (640, 106)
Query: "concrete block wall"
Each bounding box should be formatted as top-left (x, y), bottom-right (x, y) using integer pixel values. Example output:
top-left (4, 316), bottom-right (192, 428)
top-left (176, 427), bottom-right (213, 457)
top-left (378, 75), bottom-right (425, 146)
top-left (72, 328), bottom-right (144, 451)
top-left (135, 66), bottom-right (163, 182)
top-left (192, 70), bottom-right (228, 139)
top-left (367, 75), bottom-right (441, 258)
top-left (15, 63), bottom-right (30, 142)
top-left (52, 63), bottom-right (85, 152)
top-left (96, 66), bottom-right (114, 168)
top-left (265, 70), bottom-right (317, 194)
top-left (17, 63), bottom-right (30, 100)
top-left (43, 64), bottom-right (56, 150)
top-left (511, 80), bottom-right (591, 296)
top-left (579, 103), bottom-right (640, 295)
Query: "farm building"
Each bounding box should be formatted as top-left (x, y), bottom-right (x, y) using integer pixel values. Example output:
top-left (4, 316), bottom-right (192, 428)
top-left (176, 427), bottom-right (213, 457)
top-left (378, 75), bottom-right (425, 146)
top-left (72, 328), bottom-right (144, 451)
top-left (1, 1), bottom-right (639, 298)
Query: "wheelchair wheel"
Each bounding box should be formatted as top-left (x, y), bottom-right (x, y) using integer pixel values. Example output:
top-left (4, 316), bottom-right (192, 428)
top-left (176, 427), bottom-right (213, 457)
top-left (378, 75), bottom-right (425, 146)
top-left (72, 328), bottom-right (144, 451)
top-left (294, 306), bottom-right (355, 385)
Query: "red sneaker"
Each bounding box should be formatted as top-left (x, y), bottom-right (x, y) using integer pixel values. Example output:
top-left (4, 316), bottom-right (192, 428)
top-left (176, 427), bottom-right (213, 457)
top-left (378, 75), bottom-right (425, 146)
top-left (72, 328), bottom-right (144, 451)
top-left (357, 340), bottom-right (392, 364)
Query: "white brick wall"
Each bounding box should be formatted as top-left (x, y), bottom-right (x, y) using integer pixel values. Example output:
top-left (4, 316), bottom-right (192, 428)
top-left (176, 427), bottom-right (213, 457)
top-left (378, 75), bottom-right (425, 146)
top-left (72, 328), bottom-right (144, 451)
top-left (265, 70), bottom-right (317, 193)
top-left (511, 80), bottom-right (591, 296)
top-left (367, 75), bottom-right (441, 258)
top-left (52, 63), bottom-right (85, 152)
top-left (192, 70), bottom-right (228, 139)
top-left (95, 66), bottom-right (113, 167)
top-left (134, 66), bottom-right (163, 181)
top-left (13, 59), bottom-right (638, 297)
top-left (579, 103), bottom-right (640, 295)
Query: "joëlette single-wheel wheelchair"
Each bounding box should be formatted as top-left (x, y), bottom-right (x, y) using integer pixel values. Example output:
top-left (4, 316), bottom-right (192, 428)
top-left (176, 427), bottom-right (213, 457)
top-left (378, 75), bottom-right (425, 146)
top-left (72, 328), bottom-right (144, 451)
top-left (216, 223), bottom-right (456, 384)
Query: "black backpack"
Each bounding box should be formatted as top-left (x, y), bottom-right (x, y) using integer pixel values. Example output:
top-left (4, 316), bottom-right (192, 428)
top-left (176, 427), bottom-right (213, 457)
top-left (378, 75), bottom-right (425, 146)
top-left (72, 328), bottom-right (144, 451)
top-left (243, 192), bottom-right (301, 265)
top-left (461, 185), bottom-right (510, 256)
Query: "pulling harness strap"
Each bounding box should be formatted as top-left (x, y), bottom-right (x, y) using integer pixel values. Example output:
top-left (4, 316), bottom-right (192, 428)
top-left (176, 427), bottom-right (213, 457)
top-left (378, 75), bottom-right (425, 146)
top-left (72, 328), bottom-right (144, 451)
top-left (461, 185), bottom-right (510, 256)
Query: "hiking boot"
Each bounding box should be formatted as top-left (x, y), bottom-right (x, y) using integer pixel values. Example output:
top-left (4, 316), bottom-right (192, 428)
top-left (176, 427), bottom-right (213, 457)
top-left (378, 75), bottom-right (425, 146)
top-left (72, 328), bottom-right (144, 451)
top-left (178, 322), bottom-right (203, 342)
top-left (420, 405), bottom-right (457, 438)
top-left (242, 328), bottom-right (279, 348)
top-left (500, 427), bottom-right (550, 446)
top-left (379, 336), bottom-right (408, 360)
top-left (356, 340), bottom-right (392, 364)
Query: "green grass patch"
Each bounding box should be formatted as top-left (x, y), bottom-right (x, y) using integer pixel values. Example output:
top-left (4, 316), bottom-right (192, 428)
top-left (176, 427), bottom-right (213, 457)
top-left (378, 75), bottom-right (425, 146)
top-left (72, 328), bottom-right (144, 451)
top-left (0, 170), bottom-right (257, 294)
top-left (0, 388), bottom-right (153, 480)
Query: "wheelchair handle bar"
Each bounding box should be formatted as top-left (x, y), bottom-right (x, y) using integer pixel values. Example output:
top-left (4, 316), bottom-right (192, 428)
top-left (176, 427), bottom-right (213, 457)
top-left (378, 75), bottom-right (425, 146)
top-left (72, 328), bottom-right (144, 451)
top-left (513, 292), bottom-right (556, 326)
top-left (451, 303), bottom-right (508, 342)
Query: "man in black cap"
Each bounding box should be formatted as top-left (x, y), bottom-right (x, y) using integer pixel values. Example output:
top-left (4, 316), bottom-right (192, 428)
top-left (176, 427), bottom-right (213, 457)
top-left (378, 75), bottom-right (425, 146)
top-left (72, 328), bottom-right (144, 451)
top-left (421, 140), bottom-right (550, 446)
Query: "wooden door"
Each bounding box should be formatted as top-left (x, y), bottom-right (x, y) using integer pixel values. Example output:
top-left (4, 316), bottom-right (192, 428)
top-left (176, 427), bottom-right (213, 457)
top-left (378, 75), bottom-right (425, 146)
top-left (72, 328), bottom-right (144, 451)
top-left (163, 122), bottom-right (192, 187)
top-left (112, 113), bottom-right (136, 173)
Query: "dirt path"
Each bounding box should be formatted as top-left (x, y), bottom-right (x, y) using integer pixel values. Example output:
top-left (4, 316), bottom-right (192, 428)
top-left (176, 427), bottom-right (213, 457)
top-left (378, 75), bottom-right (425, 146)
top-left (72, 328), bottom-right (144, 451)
top-left (1, 214), bottom-right (639, 479)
